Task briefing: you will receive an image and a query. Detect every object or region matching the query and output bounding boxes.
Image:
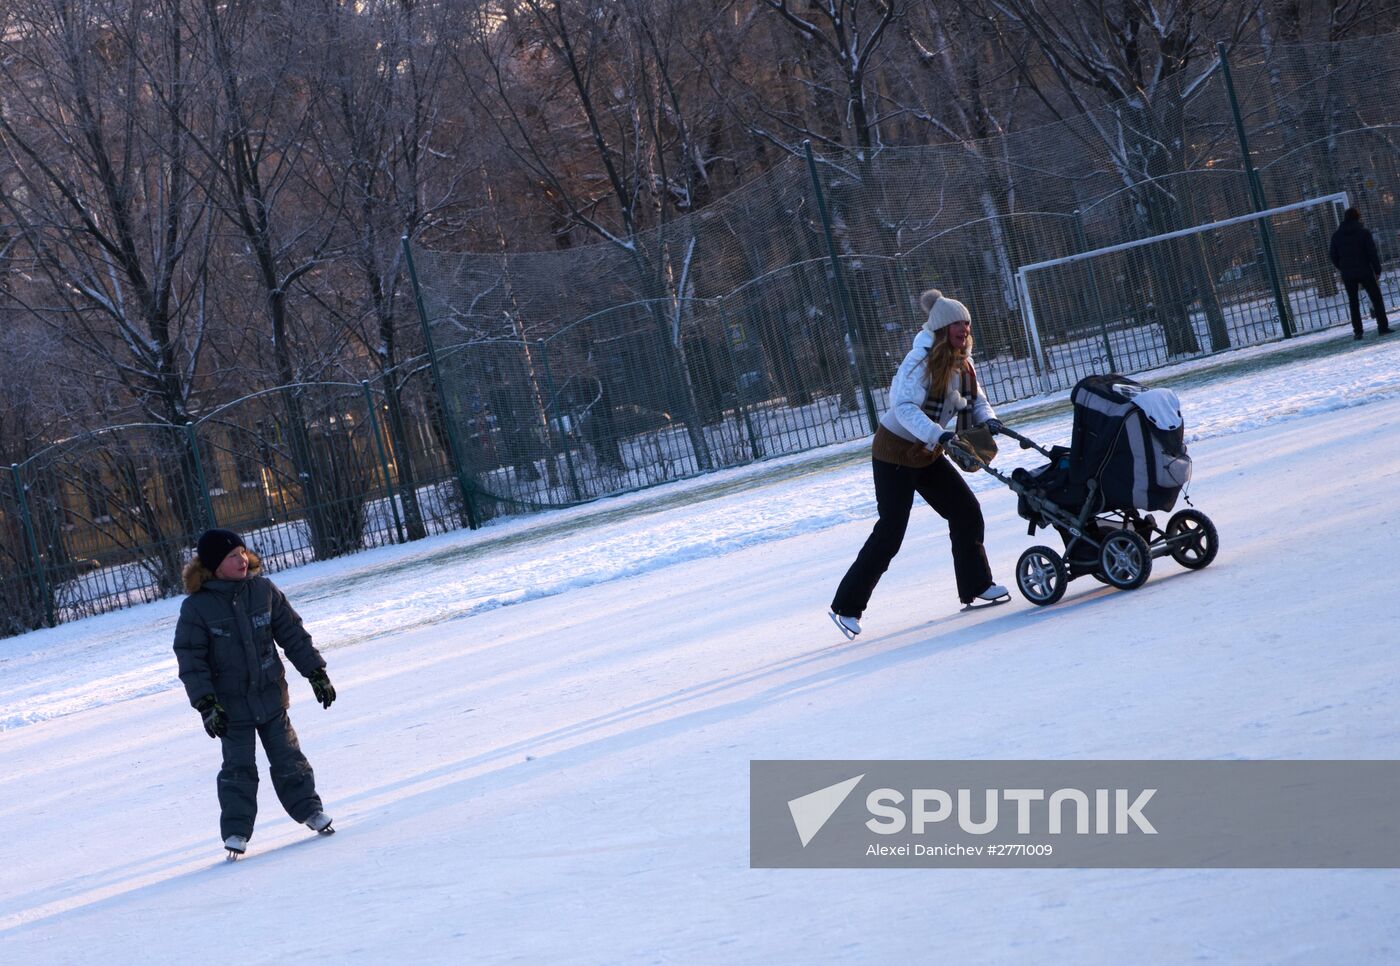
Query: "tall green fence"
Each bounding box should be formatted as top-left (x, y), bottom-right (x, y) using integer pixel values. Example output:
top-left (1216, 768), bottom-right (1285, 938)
top-left (5, 34), bottom-right (1400, 637)
top-left (1, 374), bottom-right (466, 637)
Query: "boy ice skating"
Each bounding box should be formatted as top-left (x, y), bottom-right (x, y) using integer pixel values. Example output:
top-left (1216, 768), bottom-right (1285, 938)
top-left (174, 528), bottom-right (337, 858)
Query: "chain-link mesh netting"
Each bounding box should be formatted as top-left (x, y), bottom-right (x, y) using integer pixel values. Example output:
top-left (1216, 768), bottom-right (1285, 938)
top-left (6, 33), bottom-right (1400, 634)
top-left (409, 35), bottom-right (1400, 519)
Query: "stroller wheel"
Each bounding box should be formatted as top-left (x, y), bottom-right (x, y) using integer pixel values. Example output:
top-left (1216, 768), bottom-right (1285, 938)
top-left (1098, 530), bottom-right (1152, 590)
top-left (1016, 545), bottom-right (1068, 606)
top-left (1165, 509), bottom-right (1218, 570)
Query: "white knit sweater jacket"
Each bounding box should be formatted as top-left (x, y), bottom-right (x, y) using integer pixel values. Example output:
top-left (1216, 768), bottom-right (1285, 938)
top-left (878, 330), bottom-right (997, 446)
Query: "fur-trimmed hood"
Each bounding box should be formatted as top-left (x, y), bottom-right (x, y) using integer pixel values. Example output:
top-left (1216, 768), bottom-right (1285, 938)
top-left (183, 550), bottom-right (263, 594)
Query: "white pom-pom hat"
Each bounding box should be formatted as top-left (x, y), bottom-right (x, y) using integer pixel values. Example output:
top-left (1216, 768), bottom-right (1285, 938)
top-left (919, 288), bottom-right (971, 336)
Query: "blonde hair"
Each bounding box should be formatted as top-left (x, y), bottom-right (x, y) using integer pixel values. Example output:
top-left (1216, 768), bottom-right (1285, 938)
top-left (925, 329), bottom-right (973, 395)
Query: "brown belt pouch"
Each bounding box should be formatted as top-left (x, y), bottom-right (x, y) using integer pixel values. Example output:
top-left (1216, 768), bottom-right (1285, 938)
top-left (871, 425), bottom-right (941, 468)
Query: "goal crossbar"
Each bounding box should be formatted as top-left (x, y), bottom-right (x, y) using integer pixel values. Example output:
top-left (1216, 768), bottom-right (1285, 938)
top-left (1013, 192), bottom-right (1350, 392)
top-left (1019, 192), bottom-right (1349, 277)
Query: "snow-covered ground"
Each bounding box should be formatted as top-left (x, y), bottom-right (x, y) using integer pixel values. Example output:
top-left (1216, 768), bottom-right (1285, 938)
top-left (2, 328), bottom-right (1399, 962)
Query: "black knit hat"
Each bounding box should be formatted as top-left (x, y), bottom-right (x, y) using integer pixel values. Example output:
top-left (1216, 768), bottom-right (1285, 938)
top-left (196, 528), bottom-right (246, 573)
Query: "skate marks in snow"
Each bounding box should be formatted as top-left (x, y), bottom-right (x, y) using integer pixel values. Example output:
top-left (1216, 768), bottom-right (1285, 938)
top-left (299, 443), bottom-right (870, 599)
top-left (317, 612), bottom-right (1046, 843)
top-left (329, 646), bottom-right (853, 824)
top-left (325, 589), bottom-right (1167, 848)
top-left (223, 826), bottom-right (335, 864)
top-left (0, 826), bottom-right (341, 935)
top-left (0, 837), bottom-right (205, 934)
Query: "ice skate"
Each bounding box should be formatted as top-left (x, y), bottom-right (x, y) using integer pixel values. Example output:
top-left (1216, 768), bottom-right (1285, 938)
top-left (224, 834), bottom-right (248, 860)
top-left (962, 583), bottom-right (1010, 610)
top-left (828, 611), bottom-right (861, 641)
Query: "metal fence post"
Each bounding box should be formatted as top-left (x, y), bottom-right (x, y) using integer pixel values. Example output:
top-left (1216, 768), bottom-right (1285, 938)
top-left (402, 234), bottom-right (482, 529)
top-left (184, 422), bottom-right (217, 530)
top-left (362, 379), bottom-right (406, 544)
top-left (536, 339), bottom-right (583, 503)
top-left (892, 254), bottom-right (917, 318)
top-left (1072, 209), bottom-right (1118, 372)
top-left (11, 462), bottom-right (54, 628)
top-left (1015, 268), bottom-right (1053, 395)
top-left (717, 297), bottom-right (764, 460)
top-left (1218, 41), bottom-right (1296, 339)
top-left (804, 140), bottom-right (880, 434)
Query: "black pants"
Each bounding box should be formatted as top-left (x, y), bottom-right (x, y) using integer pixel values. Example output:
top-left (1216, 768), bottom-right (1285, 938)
top-left (1344, 275), bottom-right (1390, 334)
top-left (832, 456), bottom-right (993, 616)
top-left (217, 711), bottom-right (322, 840)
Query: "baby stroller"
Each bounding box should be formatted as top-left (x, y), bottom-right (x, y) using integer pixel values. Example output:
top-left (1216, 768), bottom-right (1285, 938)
top-left (946, 374), bottom-right (1218, 606)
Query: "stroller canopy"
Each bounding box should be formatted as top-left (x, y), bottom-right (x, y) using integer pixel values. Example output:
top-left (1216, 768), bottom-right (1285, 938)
top-left (1070, 374), bottom-right (1192, 512)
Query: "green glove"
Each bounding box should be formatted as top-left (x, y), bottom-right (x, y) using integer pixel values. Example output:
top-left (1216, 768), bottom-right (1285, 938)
top-left (196, 694), bottom-right (228, 738)
top-left (309, 668), bottom-right (336, 709)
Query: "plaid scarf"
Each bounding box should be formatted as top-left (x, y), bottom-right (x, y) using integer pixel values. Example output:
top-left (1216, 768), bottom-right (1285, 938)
top-left (919, 363), bottom-right (977, 428)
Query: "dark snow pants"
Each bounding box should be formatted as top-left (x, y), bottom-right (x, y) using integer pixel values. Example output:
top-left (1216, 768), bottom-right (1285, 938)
top-left (831, 455), bottom-right (993, 617)
top-left (217, 711), bottom-right (322, 840)
top-left (1344, 275), bottom-right (1390, 334)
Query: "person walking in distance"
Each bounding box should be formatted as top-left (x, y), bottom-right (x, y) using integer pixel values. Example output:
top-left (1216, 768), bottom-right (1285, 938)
top-left (829, 289), bottom-right (1011, 640)
top-left (1330, 207), bottom-right (1391, 339)
top-left (174, 528), bottom-right (338, 858)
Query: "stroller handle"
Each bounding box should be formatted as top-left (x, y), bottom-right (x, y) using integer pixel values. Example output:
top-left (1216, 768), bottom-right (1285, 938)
top-left (944, 437), bottom-right (1020, 489)
top-left (946, 431), bottom-right (1061, 499)
top-left (994, 424), bottom-right (1056, 459)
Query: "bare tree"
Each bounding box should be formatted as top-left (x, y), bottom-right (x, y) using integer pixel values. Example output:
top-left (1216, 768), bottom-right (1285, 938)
top-left (1253, 0), bottom-right (1400, 299)
top-left (721, 1), bottom-right (910, 410)
top-left (754, 0), bottom-right (902, 157)
top-left (306, 0), bottom-right (483, 540)
top-left (461, 0), bottom-right (734, 470)
top-left (872, 4), bottom-right (1033, 355)
top-left (0, 355), bottom-right (58, 634)
top-left (987, 0), bottom-right (1262, 356)
top-left (190, 0), bottom-right (355, 558)
top-left (0, 0), bottom-right (217, 590)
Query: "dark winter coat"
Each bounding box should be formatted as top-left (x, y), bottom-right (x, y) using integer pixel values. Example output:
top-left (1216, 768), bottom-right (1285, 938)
top-left (173, 553), bottom-right (325, 726)
top-left (1330, 220), bottom-right (1383, 281)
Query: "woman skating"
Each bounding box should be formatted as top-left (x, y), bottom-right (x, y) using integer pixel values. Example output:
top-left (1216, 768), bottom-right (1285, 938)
top-left (829, 288), bottom-right (1009, 639)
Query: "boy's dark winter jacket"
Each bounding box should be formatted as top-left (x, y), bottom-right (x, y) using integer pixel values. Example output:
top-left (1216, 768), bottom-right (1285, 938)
top-left (173, 553), bottom-right (326, 726)
top-left (1330, 220), bottom-right (1383, 281)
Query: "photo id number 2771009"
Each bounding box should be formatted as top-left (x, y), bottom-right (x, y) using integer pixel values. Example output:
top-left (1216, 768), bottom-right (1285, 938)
top-left (984, 844), bottom-right (1054, 857)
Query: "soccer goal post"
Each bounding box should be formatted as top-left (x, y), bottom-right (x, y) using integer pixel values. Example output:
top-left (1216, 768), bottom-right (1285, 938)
top-left (1014, 191), bottom-right (1350, 395)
